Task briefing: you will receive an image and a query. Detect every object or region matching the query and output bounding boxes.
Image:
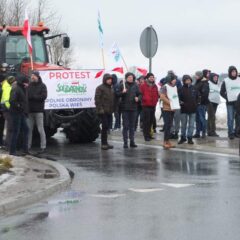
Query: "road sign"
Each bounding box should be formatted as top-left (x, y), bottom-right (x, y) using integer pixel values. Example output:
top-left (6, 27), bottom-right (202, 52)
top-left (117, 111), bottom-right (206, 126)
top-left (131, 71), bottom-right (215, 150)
top-left (140, 25), bottom-right (158, 72)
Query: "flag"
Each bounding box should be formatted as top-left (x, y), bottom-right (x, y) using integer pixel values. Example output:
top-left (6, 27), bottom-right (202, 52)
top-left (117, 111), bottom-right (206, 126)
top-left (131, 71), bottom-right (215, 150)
top-left (97, 10), bottom-right (104, 48)
top-left (137, 67), bottom-right (148, 76)
top-left (22, 10), bottom-right (32, 55)
top-left (112, 67), bottom-right (124, 74)
top-left (95, 70), bottom-right (105, 79)
top-left (110, 42), bottom-right (121, 62)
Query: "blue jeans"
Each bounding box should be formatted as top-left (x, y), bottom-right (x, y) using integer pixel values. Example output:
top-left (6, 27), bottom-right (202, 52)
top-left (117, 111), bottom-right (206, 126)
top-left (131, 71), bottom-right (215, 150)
top-left (9, 112), bottom-right (29, 155)
top-left (226, 104), bottom-right (236, 136)
top-left (196, 105), bottom-right (207, 135)
top-left (171, 109), bottom-right (181, 134)
top-left (122, 111), bottom-right (137, 144)
top-left (181, 113), bottom-right (196, 138)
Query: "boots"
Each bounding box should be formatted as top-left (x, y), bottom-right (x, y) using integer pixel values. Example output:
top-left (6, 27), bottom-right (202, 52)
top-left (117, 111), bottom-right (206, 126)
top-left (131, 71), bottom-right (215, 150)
top-left (167, 141), bottom-right (175, 148)
top-left (187, 137), bottom-right (194, 145)
top-left (130, 141), bottom-right (138, 148)
top-left (178, 137), bottom-right (187, 144)
top-left (163, 141), bottom-right (170, 149)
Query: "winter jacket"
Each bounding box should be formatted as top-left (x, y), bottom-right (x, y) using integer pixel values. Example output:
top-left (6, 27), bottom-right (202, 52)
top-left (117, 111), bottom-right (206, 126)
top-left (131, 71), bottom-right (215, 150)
top-left (28, 78), bottom-right (47, 113)
top-left (10, 79), bottom-right (28, 114)
top-left (1, 80), bottom-right (11, 110)
top-left (194, 78), bottom-right (209, 105)
top-left (160, 85), bottom-right (173, 111)
top-left (116, 81), bottom-right (141, 111)
top-left (95, 83), bottom-right (114, 115)
top-left (178, 84), bottom-right (198, 114)
top-left (140, 81), bottom-right (159, 107)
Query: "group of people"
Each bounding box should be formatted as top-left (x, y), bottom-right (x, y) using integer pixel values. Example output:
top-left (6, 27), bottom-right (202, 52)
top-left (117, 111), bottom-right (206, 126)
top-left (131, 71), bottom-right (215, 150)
top-left (95, 66), bottom-right (240, 150)
top-left (0, 64), bottom-right (48, 156)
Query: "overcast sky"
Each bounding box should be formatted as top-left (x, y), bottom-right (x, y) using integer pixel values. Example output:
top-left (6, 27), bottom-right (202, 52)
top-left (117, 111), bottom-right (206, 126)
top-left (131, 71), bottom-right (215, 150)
top-left (48, 0), bottom-right (240, 77)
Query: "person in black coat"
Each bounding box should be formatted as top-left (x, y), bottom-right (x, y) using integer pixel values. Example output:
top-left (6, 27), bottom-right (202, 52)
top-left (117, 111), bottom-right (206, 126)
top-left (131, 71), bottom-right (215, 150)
top-left (178, 75), bottom-right (198, 144)
top-left (9, 74), bottom-right (29, 155)
top-left (28, 71), bottom-right (48, 153)
top-left (117, 72), bottom-right (141, 148)
top-left (193, 71), bottom-right (209, 138)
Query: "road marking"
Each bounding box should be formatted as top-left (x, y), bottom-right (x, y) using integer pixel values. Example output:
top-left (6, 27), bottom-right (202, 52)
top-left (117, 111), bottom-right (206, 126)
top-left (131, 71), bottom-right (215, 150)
top-left (89, 194), bottom-right (126, 198)
top-left (161, 183), bottom-right (194, 188)
top-left (128, 188), bottom-right (164, 193)
top-left (110, 140), bottom-right (239, 159)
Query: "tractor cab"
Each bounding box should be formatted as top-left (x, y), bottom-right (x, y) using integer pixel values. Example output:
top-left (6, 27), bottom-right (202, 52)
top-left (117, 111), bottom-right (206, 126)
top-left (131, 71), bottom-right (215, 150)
top-left (0, 24), bottom-right (70, 75)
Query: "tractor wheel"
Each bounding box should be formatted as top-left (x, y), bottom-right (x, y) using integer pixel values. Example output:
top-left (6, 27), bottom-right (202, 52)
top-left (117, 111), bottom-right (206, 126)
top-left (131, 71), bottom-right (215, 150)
top-left (64, 109), bottom-right (100, 143)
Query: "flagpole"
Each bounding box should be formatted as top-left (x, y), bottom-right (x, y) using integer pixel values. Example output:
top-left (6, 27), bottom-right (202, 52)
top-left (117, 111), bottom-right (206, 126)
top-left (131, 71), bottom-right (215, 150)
top-left (30, 53), bottom-right (34, 70)
top-left (120, 54), bottom-right (128, 72)
top-left (101, 48), bottom-right (105, 69)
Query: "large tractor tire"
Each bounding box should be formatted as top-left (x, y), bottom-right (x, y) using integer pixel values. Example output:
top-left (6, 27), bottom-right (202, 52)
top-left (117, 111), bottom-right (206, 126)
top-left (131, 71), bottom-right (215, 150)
top-left (64, 109), bottom-right (100, 143)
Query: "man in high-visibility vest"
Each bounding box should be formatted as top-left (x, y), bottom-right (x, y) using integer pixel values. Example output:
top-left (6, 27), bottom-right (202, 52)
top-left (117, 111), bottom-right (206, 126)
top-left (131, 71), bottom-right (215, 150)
top-left (1, 76), bottom-right (16, 149)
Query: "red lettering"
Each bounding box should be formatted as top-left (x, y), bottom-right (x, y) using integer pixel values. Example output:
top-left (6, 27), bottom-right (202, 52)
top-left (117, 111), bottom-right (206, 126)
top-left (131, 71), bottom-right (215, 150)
top-left (62, 72), bottom-right (69, 79)
top-left (49, 72), bottom-right (55, 79)
top-left (75, 72), bottom-right (81, 79)
top-left (56, 72), bottom-right (61, 80)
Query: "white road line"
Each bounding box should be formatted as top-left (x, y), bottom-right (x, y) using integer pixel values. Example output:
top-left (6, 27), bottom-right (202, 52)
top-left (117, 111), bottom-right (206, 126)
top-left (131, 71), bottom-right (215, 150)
top-left (128, 188), bottom-right (164, 193)
top-left (161, 183), bottom-right (195, 188)
top-left (89, 194), bottom-right (126, 198)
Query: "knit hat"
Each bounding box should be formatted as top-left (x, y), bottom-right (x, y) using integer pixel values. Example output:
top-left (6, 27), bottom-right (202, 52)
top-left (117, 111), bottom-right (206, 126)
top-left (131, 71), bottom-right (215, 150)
top-left (195, 71), bottom-right (203, 79)
top-left (31, 70), bottom-right (40, 78)
top-left (145, 73), bottom-right (154, 79)
top-left (7, 76), bottom-right (16, 85)
top-left (166, 73), bottom-right (177, 83)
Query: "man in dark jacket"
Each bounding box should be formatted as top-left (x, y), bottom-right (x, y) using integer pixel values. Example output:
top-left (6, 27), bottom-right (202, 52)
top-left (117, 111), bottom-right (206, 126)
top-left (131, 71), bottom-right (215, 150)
top-left (9, 74), bottom-right (29, 156)
top-left (193, 71), bottom-right (209, 138)
top-left (95, 73), bottom-right (114, 150)
top-left (28, 71), bottom-right (47, 153)
top-left (220, 66), bottom-right (240, 139)
top-left (117, 72), bottom-right (141, 148)
top-left (178, 75), bottom-right (198, 144)
top-left (140, 73), bottom-right (159, 141)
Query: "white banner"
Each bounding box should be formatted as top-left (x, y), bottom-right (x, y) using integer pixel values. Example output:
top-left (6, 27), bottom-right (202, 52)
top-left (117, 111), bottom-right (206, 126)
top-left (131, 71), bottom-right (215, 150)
top-left (40, 70), bottom-right (103, 110)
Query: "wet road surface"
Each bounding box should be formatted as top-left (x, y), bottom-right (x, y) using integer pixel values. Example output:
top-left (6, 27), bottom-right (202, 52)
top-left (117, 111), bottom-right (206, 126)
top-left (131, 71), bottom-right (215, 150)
top-left (1, 132), bottom-right (240, 240)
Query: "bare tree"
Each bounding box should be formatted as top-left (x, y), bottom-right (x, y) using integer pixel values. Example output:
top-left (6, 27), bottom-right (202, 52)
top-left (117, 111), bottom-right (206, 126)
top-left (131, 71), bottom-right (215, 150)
top-left (7, 0), bottom-right (26, 26)
top-left (0, 0), bottom-right (8, 26)
top-left (31, 0), bottom-right (74, 67)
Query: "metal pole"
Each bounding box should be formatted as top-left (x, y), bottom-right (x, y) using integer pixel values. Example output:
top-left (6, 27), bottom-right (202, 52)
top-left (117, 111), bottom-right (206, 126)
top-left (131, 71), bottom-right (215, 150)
top-left (149, 57), bottom-right (152, 73)
top-left (149, 25), bottom-right (153, 73)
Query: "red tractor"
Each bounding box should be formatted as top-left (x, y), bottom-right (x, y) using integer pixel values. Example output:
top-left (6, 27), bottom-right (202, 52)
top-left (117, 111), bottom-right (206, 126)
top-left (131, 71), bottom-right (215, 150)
top-left (0, 24), bottom-right (100, 143)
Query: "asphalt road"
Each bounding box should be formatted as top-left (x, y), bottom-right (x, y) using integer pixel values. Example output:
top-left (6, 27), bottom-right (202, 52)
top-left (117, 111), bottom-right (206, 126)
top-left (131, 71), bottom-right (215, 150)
top-left (1, 132), bottom-right (240, 240)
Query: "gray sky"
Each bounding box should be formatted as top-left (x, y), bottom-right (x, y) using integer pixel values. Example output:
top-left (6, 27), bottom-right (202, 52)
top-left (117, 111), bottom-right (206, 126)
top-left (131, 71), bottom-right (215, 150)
top-left (48, 0), bottom-right (240, 76)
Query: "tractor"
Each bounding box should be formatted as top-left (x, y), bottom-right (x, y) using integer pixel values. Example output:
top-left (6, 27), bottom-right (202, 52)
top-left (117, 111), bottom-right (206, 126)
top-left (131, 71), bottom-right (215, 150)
top-left (0, 24), bottom-right (100, 143)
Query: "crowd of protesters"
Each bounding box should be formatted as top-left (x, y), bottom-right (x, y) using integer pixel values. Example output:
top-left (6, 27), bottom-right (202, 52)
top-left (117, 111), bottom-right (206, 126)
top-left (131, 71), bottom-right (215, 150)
top-left (0, 63), bottom-right (47, 156)
top-left (95, 66), bottom-right (240, 150)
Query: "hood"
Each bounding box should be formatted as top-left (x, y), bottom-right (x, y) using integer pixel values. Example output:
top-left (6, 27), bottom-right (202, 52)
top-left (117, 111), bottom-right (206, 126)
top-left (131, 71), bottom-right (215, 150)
top-left (102, 73), bottom-right (113, 84)
top-left (112, 74), bottom-right (118, 85)
top-left (182, 75), bottom-right (193, 85)
top-left (125, 72), bottom-right (136, 82)
top-left (228, 66), bottom-right (238, 80)
top-left (209, 73), bottom-right (219, 84)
